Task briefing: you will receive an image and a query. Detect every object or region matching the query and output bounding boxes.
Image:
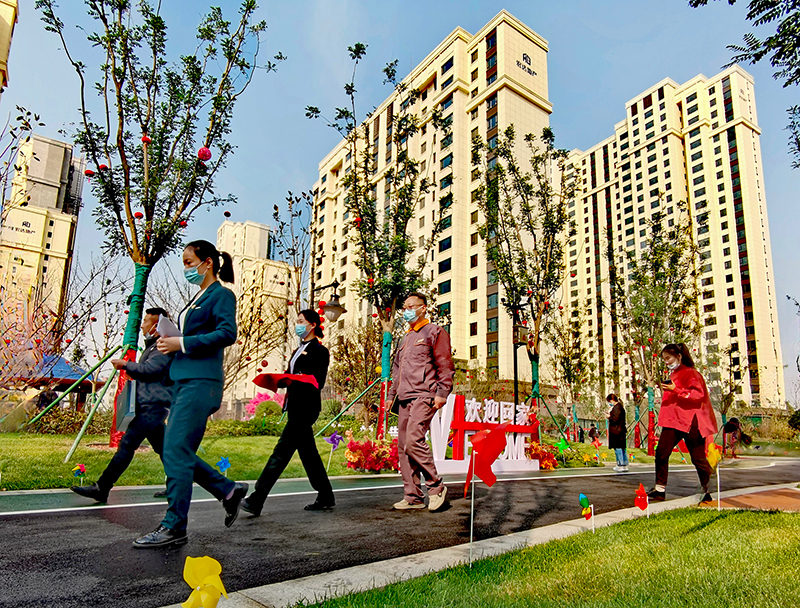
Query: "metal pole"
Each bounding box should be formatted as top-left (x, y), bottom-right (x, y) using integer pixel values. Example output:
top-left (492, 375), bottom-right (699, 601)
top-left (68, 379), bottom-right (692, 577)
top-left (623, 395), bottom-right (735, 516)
top-left (315, 376), bottom-right (382, 437)
top-left (64, 369), bottom-right (119, 463)
top-left (26, 345), bottom-right (122, 427)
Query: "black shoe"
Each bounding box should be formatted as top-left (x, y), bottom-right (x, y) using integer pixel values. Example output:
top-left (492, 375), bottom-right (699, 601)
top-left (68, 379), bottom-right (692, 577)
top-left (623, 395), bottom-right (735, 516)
top-left (304, 496), bottom-right (335, 511)
top-left (699, 492), bottom-right (713, 504)
top-left (132, 525), bottom-right (187, 548)
top-left (153, 488), bottom-right (167, 498)
top-left (70, 483), bottom-right (108, 503)
top-left (222, 482), bottom-right (249, 527)
top-left (241, 496), bottom-right (263, 518)
top-left (647, 488), bottom-right (666, 502)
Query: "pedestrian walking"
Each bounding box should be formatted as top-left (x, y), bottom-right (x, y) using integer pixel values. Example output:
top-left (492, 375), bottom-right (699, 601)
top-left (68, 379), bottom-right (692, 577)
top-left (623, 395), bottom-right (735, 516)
top-left (242, 309), bottom-right (335, 516)
top-left (133, 240), bottom-right (247, 548)
top-left (648, 343), bottom-right (717, 503)
top-left (71, 308), bottom-right (173, 503)
top-left (606, 393), bottom-right (628, 472)
top-left (387, 292), bottom-right (455, 512)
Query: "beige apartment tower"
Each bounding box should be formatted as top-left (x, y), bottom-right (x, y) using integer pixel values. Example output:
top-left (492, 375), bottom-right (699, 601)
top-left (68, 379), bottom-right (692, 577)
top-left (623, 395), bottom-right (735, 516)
top-left (0, 134), bottom-right (84, 318)
top-left (216, 219), bottom-right (299, 417)
top-left (312, 10), bottom-right (551, 381)
top-left (0, 0), bottom-right (18, 103)
top-left (565, 66), bottom-right (784, 408)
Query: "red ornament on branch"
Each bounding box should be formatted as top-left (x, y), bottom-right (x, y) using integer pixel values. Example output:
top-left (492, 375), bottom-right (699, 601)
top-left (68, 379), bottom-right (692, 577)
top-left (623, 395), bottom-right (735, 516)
top-left (224, 211), bottom-right (231, 218)
top-left (180, 221), bottom-right (188, 228)
top-left (197, 147), bottom-right (212, 161)
top-left (134, 212), bottom-right (144, 220)
top-left (99, 164), bottom-right (108, 171)
top-left (84, 169), bottom-right (95, 177)
top-left (141, 135), bottom-right (152, 144)
top-left (318, 301), bottom-right (327, 308)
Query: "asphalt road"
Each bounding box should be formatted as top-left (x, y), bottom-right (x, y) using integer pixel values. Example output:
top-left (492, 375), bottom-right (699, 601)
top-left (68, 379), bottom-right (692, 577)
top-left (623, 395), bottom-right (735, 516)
top-left (0, 459), bottom-right (798, 608)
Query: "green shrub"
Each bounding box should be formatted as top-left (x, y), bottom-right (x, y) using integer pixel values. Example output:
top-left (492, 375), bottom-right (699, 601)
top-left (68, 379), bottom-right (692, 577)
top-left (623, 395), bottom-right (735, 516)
top-left (205, 415), bottom-right (285, 437)
top-left (788, 409), bottom-right (800, 432)
top-left (754, 416), bottom-right (797, 441)
top-left (25, 406), bottom-right (112, 435)
top-left (322, 398), bottom-right (344, 418)
top-left (254, 399), bottom-right (282, 418)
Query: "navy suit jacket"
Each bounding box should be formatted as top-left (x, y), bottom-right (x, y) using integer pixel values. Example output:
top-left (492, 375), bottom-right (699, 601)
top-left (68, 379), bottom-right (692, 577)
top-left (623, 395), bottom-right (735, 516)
top-left (169, 281), bottom-right (237, 383)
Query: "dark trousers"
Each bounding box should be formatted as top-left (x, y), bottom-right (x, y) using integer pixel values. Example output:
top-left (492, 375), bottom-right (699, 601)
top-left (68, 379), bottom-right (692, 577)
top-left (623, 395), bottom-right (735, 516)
top-left (655, 417), bottom-right (712, 491)
top-left (250, 406), bottom-right (333, 507)
top-left (161, 379), bottom-right (235, 531)
top-left (96, 407), bottom-right (167, 491)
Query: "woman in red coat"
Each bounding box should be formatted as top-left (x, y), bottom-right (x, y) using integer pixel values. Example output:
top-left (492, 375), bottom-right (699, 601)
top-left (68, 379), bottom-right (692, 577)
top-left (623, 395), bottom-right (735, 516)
top-left (648, 343), bottom-right (717, 503)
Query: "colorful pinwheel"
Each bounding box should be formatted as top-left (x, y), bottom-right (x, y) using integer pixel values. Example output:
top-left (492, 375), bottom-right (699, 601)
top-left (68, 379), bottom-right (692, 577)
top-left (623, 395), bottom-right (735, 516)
top-left (215, 457), bottom-right (231, 476)
top-left (579, 493), bottom-right (592, 520)
top-left (591, 437), bottom-right (602, 449)
top-left (181, 556), bottom-right (227, 608)
top-left (71, 463), bottom-right (86, 486)
top-left (554, 437), bottom-right (569, 454)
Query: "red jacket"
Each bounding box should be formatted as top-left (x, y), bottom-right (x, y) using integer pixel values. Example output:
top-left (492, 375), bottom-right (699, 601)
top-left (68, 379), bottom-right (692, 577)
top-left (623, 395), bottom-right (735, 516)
top-left (659, 365), bottom-right (717, 437)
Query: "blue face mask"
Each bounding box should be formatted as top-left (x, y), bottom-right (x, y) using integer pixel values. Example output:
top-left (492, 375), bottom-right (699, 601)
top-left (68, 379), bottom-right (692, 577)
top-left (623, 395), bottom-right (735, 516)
top-left (403, 308), bottom-right (418, 323)
top-left (184, 264), bottom-right (206, 285)
top-left (295, 324), bottom-right (310, 338)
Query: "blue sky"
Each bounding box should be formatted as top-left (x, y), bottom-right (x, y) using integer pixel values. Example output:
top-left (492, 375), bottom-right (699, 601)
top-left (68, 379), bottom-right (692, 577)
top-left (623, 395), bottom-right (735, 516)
top-left (5, 1), bottom-right (799, 395)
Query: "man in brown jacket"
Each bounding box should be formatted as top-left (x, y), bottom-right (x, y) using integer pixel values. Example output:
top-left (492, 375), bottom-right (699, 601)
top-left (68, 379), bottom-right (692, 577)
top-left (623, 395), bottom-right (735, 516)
top-left (387, 292), bottom-right (455, 512)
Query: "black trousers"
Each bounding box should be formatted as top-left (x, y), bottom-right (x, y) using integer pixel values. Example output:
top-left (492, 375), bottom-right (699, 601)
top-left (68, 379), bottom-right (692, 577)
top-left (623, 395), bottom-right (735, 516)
top-left (97, 406), bottom-right (167, 491)
top-left (250, 406), bottom-right (333, 507)
top-left (655, 417), bottom-right (712, 491)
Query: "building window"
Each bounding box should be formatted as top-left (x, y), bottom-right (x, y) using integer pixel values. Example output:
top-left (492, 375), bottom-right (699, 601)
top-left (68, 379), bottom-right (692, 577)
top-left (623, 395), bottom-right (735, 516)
top-left (487, 93), bottom-right (497, 109)
top-left (470, 232), bottom-right (479, 246)
top-left (471, 69), bottom-right (478, 82)
top-left (487, 32), bottom-right (497, 49)
top-left (440, 215), bottom-right (452, 229)
top-left (440, 174), bottom-right (453, 189)
top-left (470, 276), bottom-right (478, 290)
top-left (441, 94), bottom-right (453, 110)
top-left (486, 54), bottom-right (497, 69)
top-left (439, 280), bottom-right (452, 295)
top-left (488, 293), bottom-right (498, 309)
top-left (487, 341), bottom-right (498, 356)
top-left (439, 258), bottom-right (451, 273)
top-left (486, 73), bottom-right (497, 86)
top-left (441, 57), bottom-right (453, 74)
top-left (470, 253), bottom-right (478, 267)
top-left (487, 114), bottom-right (498, 130)
top-left (439, 236), bottom-right (452, 252)
top-left (487, 317), bottom-right (499, 333)
top-left (441, 75), bottom-right (453, 90)
top-left (470, 322), bottom-right (478, 336)
top-left (470, 299), bottom-right (478, 313)
top-left (441, 153), bottom-right (453, 169)
top-left (487, 269), bottom-right (497, 285)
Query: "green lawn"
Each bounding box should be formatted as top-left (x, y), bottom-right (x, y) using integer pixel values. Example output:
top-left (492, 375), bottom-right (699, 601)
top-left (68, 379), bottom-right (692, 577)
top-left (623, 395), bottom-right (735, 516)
top-left (0, 433), bottom-right (358, 491)
top-left (304, 508), bottom-right (800, 608)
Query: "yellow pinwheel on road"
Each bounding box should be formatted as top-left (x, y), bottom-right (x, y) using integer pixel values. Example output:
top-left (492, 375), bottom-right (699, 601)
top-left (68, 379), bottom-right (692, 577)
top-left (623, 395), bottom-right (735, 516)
top-left (181, 556), bottom-right (227, 608)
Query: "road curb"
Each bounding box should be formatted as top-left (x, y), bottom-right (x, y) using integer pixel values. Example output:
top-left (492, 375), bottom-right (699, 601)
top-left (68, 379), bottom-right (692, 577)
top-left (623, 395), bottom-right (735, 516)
top-left (157, 481), bottom-right (800, 608)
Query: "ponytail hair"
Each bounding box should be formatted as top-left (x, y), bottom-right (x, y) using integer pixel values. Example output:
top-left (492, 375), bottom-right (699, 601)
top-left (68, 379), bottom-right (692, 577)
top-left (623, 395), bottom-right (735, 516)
top-left (299, 309), bottom-right (324, 339)
top-left (661, 343), bottom-right (695, 368)
top-left (185, 239), bottom-right (235, 284)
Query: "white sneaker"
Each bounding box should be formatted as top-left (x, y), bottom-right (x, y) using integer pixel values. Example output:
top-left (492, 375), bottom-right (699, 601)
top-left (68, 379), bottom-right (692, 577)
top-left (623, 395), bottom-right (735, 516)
top-left (619, 466), bottom-right (629, 472)
top-left (613, 465), bottom-right (622, 472)
top-left (428, 486), bottom-right (448, 512)
top-left (393, 499), bottom-right (425, 510)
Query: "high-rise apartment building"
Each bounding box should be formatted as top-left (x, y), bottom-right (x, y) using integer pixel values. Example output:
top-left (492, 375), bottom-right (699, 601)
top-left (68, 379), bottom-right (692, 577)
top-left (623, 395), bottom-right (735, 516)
top-left (565, 66), bottom-right (784, 407)
top-left (0, 134), bottom-right (84, 318)
top-left (312, 10), bottom-right (551, 380)
top-left (0, 0), bottom-right (18, 103)
top-left (216, 220), bottom-right (299, 417)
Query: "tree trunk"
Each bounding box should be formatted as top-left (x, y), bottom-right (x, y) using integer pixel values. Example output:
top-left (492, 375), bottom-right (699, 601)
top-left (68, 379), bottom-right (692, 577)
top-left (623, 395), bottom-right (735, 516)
top-left (647, 385), bottom-right (655, 456)
top-left (109, 262), bottom-right (151, 447)
top-left (377, 329), bottom-right (392, 439)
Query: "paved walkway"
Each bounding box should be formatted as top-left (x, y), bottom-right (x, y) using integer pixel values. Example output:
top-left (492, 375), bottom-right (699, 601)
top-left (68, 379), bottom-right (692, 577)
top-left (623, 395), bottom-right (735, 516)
top-left (164, 481), bottom-right (800, 608)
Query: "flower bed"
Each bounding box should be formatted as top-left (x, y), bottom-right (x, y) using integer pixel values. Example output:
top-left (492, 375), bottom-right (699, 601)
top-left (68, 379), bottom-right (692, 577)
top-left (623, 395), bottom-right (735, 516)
top-left (344, 430), bottom-right (399, 472)
top-left (526, 441), bottom-right (559, 470)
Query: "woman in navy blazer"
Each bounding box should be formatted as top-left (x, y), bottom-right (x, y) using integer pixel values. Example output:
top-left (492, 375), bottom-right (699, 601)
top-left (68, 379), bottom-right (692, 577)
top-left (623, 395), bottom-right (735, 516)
top-left (242, 309), bottom-right (335, 516)
top-left (133, 240), bottom-right (248, 548)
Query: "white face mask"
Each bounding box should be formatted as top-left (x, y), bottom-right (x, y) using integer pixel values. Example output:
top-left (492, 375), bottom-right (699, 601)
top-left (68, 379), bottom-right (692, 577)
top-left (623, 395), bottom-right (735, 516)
top-left (666, 362), bottom-right (680, 371)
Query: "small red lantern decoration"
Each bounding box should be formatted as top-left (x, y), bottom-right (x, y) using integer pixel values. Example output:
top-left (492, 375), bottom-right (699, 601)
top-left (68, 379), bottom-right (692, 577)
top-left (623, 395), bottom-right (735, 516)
top-left (288, 301), bottom-right (294, 306)
top-left (372, 313), bottom-right (378, 318)
top-left (197, 147), bottom-right (212, 161)
top-left (318, 301), bottom-right (327, 308)
top-left (261, 360), bottom-right (268, 367)
top-left (134, 212), bottom-right (144, 219)
top-left (141, 135), bottom-right (152, 144)
top-left (224, 211), bottom-right (231, 218)
top-left (72, 314), bottom-right (78, 319)
top-left (65, 339), bottom-right (72, 344)
top-left (124, 309), bottom-right (129, 314)
top-left (256, 368), bottom-right (262, 372)
top-left (84, 169), bottom-right (95, 177)
top-left (91, 317), bottom-right (97, 322)
top-left (180, 221), bottom-right (188, 228)
top-left (245, 356), bottom-right (252, 361)
top-left (99, 164), bottom-right (108, 171)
